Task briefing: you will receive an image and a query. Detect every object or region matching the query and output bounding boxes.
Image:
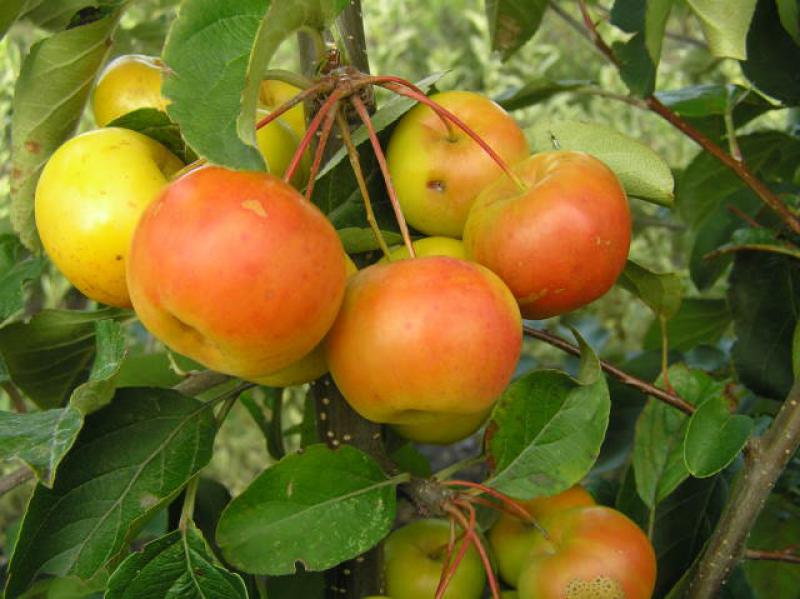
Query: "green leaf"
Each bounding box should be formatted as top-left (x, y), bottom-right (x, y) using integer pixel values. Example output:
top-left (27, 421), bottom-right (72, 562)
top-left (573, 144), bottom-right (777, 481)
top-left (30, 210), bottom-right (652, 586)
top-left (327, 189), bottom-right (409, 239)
top-left (677, 131), bottom-right (800, 229)
top-left (0, 234), bottom-right (45, 324)
top-left (643, 298), bottom-right (732, 352)
top-left (107, 108), bottom-right (196, 164)
top-left (68, 319), bottom-right (127, 415)
top-left (713, 226), bottom-right (800, 260)
top-left (106, 526), bottom-right (247, 599)
top-left (684, 396), bottom-right (753, 477)
top-left (633, 364), bottom-right (724, 508)
top-left (686, 0), bottom-right (757, 59)
top-left (744, 495), bottom-right (800, 596)
top-left (495, 78), bottom-right (593, 111)
top-left (240, 387), bottom-right (285, 460)
top-left (10, 12), bottom-right (122, 251)
top-left (0, 308), bottom-right (126, 409)
top-left (486, 330), bottom-right (610, 498)
top-left (777, 0), bottom-right (800, 44)
top-left (610, 0), bottom-right (675, 96)
top-left (617, 260), bottom-right (683, 319)
top-left (5, 388), bottom-right (217, 597)
top-left (0, 406), bottom-right (82, 486)
top-left (743, 0), bottom-right (800, 105)
top-left (19, 0), bottom-right (102, 31)
top-left (729, 251), bottom-right (799, 399)
top-left (216, 444), bottom-right (397, 575)
top-left (336, 227), bottom-right (403, 253)
top-left (529, 119), bottom-right (674, 206)
top-left (0, 0), bottom-right (28, 41)
top-left (484, 0), bottom-right (548, 60)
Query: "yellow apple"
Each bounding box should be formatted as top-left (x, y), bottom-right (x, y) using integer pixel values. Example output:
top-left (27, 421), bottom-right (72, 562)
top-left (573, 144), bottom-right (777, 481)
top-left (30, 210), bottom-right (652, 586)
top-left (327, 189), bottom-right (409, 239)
top-left (380, 236), bottom-right (467, 263)
top-left (93, 54), bottom-right (169, 126)
top-left (260, 79), bottom-right (306, 139)
top-left (35, 127), bottom-right (183, 307)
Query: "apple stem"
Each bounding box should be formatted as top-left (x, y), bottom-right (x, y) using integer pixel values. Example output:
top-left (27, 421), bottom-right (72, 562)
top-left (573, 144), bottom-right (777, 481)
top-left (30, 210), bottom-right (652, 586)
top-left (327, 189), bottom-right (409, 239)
top-left (436, 503), bottom-right (477, 599)
top-left (432, 516), bottom-right (459, 597)
top-left (377, 80), bottom-right (528, 192)
top-left (449, 500), bottom-right (502, 599)
top-left (349, 93), bottom-right (417, 258)
top-left (256, 80), bottom-right (328, 132)
top-left (284, 88), bottom-right (344, 188)
top-left (303, 98), bottom-right (340, 201)
top-left (336, 112), bottom-right (393, 258)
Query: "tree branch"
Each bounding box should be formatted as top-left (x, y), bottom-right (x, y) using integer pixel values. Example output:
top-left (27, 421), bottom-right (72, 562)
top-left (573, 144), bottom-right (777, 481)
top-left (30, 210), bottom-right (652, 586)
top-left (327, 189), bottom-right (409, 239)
top-left (745, 548), bottom-right (800, 565)
top-left (688, 380), bottom-right (800, 598)
top-left (523, 325), bottom-right (695, 414)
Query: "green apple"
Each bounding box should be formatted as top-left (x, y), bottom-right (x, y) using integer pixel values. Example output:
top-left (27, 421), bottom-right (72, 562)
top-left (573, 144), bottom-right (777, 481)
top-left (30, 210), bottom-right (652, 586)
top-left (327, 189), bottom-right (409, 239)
top-left (387, 90), bottom-right (529, 238)
top-left (35, 127), bottom-right (183, 307)
top-left (384, 519), bottom-right (486, 599)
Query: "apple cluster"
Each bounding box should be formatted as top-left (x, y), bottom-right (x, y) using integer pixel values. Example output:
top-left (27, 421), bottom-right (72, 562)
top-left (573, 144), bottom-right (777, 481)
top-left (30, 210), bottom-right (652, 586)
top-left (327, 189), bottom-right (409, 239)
top-left (34, 54), bottom-right (631, 449)
top-left (381, 487), bottom-right (656, 599)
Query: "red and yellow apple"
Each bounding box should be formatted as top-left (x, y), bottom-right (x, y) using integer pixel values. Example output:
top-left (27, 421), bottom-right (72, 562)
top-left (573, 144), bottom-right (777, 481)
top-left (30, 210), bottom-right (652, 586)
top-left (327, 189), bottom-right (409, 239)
top-left (35, 127), bottom-right (183, 307)
top-left (93, 54), bottom-right (169, 126)
top-left (516, 506), bottom-right (656, 599)
top-left (326, 256), bottom-right (521, 443)
top-left (464, 151), bottom-right (631, 319)
top-left (488, 485), bottom-right (596, 586)
top-left (383, 519), bottom-right (486, 599)
top-left (127, 166), bottom-right (347, 379)
top-left (387, 91), bottom-right (529, 238)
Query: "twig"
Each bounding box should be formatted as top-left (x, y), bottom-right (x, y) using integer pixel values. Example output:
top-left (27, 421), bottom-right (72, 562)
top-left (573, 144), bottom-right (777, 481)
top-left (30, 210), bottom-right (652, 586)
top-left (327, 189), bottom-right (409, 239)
top-left (523, 325), bottom-right (695, 414)
top-left (745, 548), bottom-right (800, 565)
top-left (688, 380), bottom-right (800, 598)
top-left (3, 382), bottom-right (27, 413)
top-left (0, 467), bottom-right (33, 497)
top-left (174, 370), bottom-right (230, 396)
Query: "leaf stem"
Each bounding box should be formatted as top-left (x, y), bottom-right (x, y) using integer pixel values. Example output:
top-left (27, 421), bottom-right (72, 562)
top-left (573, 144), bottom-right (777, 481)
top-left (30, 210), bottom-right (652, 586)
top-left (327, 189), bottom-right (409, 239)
top-left (0, 467), bottom-right (33, 497)
top-left (179, 476), bottom-right (199, 531)
top-left (523, 325), bottom-right (695, 414)
top-left (433, 455), bottom-right (484, 481)
top-left (3, 382), bottom-right (27, 413)
top-left (303, 98), bottom-right (340, 201)
top-left (261, 68), bottom-right (315, 90)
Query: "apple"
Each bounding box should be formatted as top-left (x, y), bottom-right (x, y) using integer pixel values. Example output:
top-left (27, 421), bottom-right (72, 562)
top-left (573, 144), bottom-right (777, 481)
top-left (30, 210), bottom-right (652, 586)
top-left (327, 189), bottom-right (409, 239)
top-left (127, 166), bottom-right (347, 379)
top-left (35, 127), bottom-right (183, 308)
top-left (325, 256), bottom-right (521, 443)
top-left (392, 408), bottom-right (491, 445)
top-left (515, 506), bottom-right (656, 599)
top-left (93, 54), bottom-right (169, 126)
top-left (260, 79), bottom-right (306, 139)
top-left (255, 107), bottom-right (308, 187)
top-left (253, 256), bottom-right (357, 388)
top-left (488, 486), bottom-right (596, 586)
top-left (463, 151), bottom-right (631, 320)
top-left (386, 90), bottom-right (529, 238)
top-left (384, 519), bottom-right (485, 599)
top-left (379, 236), bottom-right (467, 263)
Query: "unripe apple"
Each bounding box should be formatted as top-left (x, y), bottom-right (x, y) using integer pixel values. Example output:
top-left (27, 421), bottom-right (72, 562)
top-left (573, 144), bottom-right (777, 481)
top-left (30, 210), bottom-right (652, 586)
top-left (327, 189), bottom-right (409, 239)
top-left (384, 519), bottom-right (486, 599)
top-left (93, 54), bottom-right (169, 126)
top-left (127, 166), bottom-right (347, 379)
top-left (253, 256), bottom-right (357, 388)
top-left (386, 90), bottom-right (529, 238)
top-left (260, 79), bottom-right (306, 139)
top-left (464, 151), bottom-right (631, 319)
top-left (516, 506), bottom-right (656, 599)
top-left (35, 127), bottom-right (183, 307)
top-left (380, 236), bottom-right (467, 263)
top-left (488, 486), bottom-right (596, 586)
top-left (326, 256), bottom-right (521, 442)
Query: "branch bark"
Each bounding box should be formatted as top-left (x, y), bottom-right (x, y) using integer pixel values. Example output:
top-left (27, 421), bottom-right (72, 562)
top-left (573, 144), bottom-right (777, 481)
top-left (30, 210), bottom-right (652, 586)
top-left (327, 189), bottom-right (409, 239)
top-left (687, 380), bottom-right (800, 598)
top-left (523, 325), bottom-right (695, 414)
top-left (745, 548), bottom-right (800, 565)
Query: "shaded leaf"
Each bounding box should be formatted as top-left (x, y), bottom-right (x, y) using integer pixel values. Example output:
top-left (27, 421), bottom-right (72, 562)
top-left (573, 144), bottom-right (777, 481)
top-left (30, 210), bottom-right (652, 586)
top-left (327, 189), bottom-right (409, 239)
top-left (5, 388), bottom-right (217, 597)
top-left (610, 0), bottom-right (675, 96)
top-left (216, 444), bottom-right (397, 575)
top-left (633, 364), bottom-right (724, 508)
top-left (0, 308), bottom-right (125, 409)
top-left (684, 396), bottom-right (753, 477)
top-left (744, 495), bottom-right (800, 596)
top-left (617, 260), bottom-right (683, 319)
top-left (729, 251), bottom-right (799, 399)
top-left (686, 0), bottom-right (757, 59)
top-left (495, 78), bottom-right (593, 111)
top-left (777, 0), bottom-right (800, 45)
top-left (106, 526), bottom-right (247, 599)
top-left (0, 0), bottom-right (28, 44)
top-left (107, 108), bottom-right (196, 164)
top-left (337, 227), bottom-right (403, 253)
top-left (486, 330), bottom-right (610, 498)
top-left (0, 234), bottom-right (45, 324)
top-left (485, 0), bottom-right (548, 60)
top-left (266, 572), bottom-right (326, 599)
top-left (69, 319), bottom-right (127, 415)
top-left (643, 298), bottom-right (732, 352)
top-left (529, 119), bottom-right (674, 206)
top-left (743, 0), bottom-right (800, 106)
top-left (0, 406), bottom-right (82, 486)
top-left (11, 12), bottom-right (122, 251)
top-left (714, 226), bottom-right (800, 260)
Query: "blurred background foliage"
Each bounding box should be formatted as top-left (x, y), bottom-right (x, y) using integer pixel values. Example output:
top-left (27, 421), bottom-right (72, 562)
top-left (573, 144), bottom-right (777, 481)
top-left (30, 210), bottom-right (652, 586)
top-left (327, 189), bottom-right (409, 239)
top-left (0, 0), bottom-right (795, 545)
